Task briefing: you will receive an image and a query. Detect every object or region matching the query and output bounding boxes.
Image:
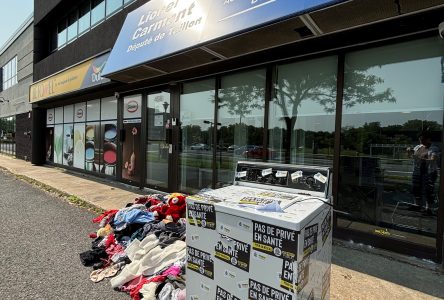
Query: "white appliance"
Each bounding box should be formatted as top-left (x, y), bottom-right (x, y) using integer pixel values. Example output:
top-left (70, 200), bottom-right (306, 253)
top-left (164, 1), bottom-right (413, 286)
top-left (187, 161), bottom-right (333, 300)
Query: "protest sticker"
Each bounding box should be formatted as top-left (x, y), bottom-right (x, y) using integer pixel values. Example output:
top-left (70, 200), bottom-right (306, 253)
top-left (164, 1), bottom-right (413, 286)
top-left (321, 210), bottom-right (332, 246)
top-left (216, 286), bottom-right (241, 300)
top-left (187, 246), bottom-right (214, 279)
top-left (253, 221), bottom-right (298, 260)
top-left (297, 255), bottom-right (310, 293)
top-left (249, 279), bottom-right (293, 300)
top-left (303, 223), bottom-right (318, 257)
top-left (280, 258), bottom-right (296, 292)
top-left (215, 236), bottom-right (251, 272)
top-left (187, 202), bottom-right (216, 230)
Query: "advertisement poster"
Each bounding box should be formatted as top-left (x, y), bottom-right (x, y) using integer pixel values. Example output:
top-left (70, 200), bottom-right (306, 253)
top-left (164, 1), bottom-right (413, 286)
top-left (45, 128), bottom-right (54, 162)
top-left (63, 124), bottom-right (74, 166)
top-left (53, 125), bottom-right (63, 164)
top-left (215, 236), bottom-right (250, 272)
top-left (187, 202), bottom-right (216, 230)
top-left (187, 246), bottom-right (214, 279)
top-left (249, 279), bottom-right (292, 300)
top-left (101, 122), bottom-right (117, 176)
top-left (85, 123), bottom-right (101, 173)
top-left (252, 221), bottom-right (298, 260)
top-left (297, 256), bottom-right (310, 293)
top-left (73, 123), bottom-right (86, 169)
top-left (122, 122), bottom-right (141, 182)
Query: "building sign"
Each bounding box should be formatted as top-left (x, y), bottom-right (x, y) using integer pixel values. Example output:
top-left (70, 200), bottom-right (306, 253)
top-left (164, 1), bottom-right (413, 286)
top-left (102, 0), bottom-right (341, 77)
top-left (29, 52), bottom-right (110, 103)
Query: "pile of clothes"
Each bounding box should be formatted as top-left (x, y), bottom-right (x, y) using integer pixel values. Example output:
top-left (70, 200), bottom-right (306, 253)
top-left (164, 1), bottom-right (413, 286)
top-left (79, 193), bottom-right (188, 300)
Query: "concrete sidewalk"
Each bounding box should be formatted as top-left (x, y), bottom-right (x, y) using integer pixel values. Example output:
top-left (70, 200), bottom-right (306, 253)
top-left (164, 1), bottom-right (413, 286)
top-left (0, 154), bottom-right (442, 300)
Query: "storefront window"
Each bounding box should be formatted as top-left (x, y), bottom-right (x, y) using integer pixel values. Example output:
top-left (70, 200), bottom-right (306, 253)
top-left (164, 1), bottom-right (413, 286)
top-left (338, 37), bottom-right (444, 248)
top-left (179, 79), bottom-right (215, 193)
top-left (217, 69), bottom-right (266, 187)
top-left (269, 56), bottom-right (337, 166)
top-left (0, 116), bottom-right (16, 156)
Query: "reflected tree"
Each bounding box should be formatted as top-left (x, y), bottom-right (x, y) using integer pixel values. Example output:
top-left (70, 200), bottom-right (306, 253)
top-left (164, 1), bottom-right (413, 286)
top-left (274, 67), bottom-right (396, 162)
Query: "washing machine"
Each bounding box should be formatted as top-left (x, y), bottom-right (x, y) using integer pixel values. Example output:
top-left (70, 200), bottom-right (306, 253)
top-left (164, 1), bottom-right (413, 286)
top-left (187, 161), bottom-right (333, 300)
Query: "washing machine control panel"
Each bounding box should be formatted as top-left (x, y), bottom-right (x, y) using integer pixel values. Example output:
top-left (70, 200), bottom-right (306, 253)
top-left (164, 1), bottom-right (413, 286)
top-left (235, 162), bottom-right (331, 194)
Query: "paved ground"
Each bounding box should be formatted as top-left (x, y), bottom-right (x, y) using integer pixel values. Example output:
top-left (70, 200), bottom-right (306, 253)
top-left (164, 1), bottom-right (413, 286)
top-left (0, 171), bottom-right (127, 300)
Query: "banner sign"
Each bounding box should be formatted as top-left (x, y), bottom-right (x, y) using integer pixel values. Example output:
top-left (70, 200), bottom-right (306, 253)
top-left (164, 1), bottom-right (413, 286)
top-left (102, 0), bottom-right (341, 76)
top-left (30, 52), bottom-right (110, 103)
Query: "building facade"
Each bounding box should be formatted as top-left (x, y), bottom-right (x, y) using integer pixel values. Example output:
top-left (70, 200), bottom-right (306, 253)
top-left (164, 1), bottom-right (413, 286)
top-left (0, 15), bottom-right (33, 160)
top-left (32, 0), bottom-right (444, 262)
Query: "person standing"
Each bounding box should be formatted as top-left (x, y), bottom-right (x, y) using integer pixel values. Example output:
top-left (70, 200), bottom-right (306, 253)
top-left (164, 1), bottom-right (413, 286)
top-left (408, 131), bottom-right (439, 216)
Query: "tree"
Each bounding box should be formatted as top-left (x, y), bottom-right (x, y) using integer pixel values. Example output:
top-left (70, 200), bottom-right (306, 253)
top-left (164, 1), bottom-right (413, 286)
top-left (274, 67), bottom-right (396, 162)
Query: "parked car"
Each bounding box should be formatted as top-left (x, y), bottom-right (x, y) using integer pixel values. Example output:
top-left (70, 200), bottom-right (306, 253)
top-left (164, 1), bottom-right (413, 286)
top-left (227, 145), bottom-right (238, 152)
top-left (242, 146), bottom-right (275, 159)
top-left (234, 145), bottom-right (256, 155)
top-left (190, 143), bottom-right (210, 150)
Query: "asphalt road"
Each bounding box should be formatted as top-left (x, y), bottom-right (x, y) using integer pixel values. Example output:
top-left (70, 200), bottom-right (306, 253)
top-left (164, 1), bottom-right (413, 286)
top-left (0, 170), bottom-right (128, 300)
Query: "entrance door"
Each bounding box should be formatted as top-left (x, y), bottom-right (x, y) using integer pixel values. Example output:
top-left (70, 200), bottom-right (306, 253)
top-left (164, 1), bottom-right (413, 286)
top-left (146, 91), bottom-right (171, 191)
top-left (121, 94), bottom-right (142, 185)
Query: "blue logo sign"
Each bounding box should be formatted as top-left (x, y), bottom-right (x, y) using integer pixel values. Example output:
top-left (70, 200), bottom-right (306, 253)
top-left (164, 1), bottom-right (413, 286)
top-left (103, 0), bottom-right (342, 77)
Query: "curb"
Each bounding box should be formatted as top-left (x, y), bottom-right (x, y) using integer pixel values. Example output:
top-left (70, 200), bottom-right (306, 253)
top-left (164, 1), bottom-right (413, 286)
top-left (0, 165), bottom-right (105, 215)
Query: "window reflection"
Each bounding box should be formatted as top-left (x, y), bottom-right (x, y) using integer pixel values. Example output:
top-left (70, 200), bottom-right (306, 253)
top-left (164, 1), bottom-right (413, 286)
top-left (179, 80), bottom-right (215, 193)
top-left (217, 69), bottom-right (266, 187)
top-left (338, 37), bottom-right (444, 248)
top-left (269, 56), bottom-right (337, 166)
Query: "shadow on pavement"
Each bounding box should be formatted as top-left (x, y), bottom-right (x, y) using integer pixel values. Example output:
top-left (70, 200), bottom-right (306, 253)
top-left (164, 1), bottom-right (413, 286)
top-left (332, 242), bottom-right (444, 299)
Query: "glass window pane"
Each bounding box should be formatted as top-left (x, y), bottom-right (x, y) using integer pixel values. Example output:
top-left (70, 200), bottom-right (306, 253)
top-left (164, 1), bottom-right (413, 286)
top-left (269, 56), bottom-right (337, 167)
top-left (101, 97), bottom-right (117, 120)
top-left (124, 0), bottom-right (134, 5)
top-left (79, 1), bottom-right (91, 34)
top-left (146, 91), bottom-right (170, 189)
top-left (91, 0), bottom-right (105, 26)
top-left (106, 0), bottom-right (122, 16)
top-left (57, 19), bottom-right (67, 48)
top-left (87, 99), bottom-right (101, 121)
top-left (63, 124), bottom-right (74, 166)
top-left (338, 37), bottom-right (444, 248)
top-left (67, 10), bottom-right (78, 42)
top-left (217, 69), bottom-right (266, 187)
top-left (179, 79), bottom-right (215, 193)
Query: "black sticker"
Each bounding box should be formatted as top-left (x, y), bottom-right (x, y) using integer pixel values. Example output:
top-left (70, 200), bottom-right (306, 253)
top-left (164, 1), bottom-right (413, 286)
top-left (297, 255), bottom-right (310, 293)
top-left (303, 223), bottom-right (318, 257)
top-left (215, 236), bottom-right (250, 272)
top-left (187, 202), bottom-right (216, 230)
top-left (280, 259), bottom-right (296, 292)
top-left (216, 286), bottom-right (240, 300)
top-left (321, 210), bottom-right (332, 246)
top-left (187, 246), bottom-right (214, 279)
top-left (252, 221), bottom-right (298, 260)
top-left (249, 279), bottom-right (293, 300)
top-left (321, 266), bottom-right (331, 300)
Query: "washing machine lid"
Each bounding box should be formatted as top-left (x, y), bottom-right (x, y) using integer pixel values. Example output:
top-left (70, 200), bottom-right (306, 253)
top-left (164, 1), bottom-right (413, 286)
top-left (233, 161), bottom-right (332, 199)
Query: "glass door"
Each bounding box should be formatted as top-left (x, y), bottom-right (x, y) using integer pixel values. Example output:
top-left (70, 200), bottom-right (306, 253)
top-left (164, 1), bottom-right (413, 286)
top-left (121, 94), bottom-right (142, 185)
top-left (146, 91), bottom-right (171, 190)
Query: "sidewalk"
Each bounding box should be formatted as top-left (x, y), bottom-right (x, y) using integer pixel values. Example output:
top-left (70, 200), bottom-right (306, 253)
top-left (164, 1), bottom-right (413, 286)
top-left (0, 155), bottom-right (442, 300)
